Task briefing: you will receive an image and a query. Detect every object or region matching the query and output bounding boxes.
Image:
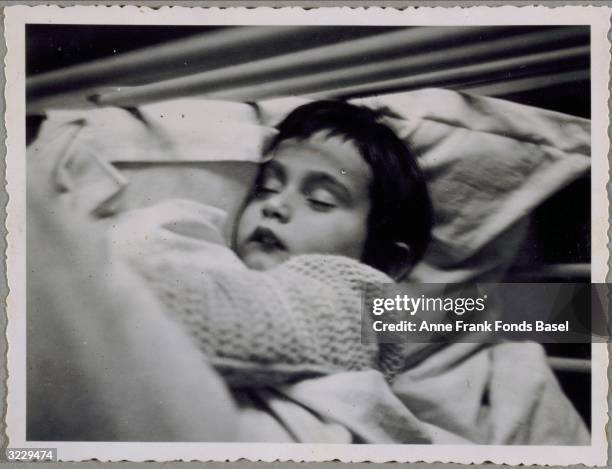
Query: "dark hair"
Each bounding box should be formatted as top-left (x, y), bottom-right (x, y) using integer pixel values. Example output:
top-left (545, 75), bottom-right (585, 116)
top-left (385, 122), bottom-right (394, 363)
top-left (265, 100), bottom-right (433, 272)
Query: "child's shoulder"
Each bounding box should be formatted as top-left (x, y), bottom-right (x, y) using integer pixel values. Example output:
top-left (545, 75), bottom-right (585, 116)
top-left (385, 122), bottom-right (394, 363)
top-left (275, 253), bottom-right (393, 285)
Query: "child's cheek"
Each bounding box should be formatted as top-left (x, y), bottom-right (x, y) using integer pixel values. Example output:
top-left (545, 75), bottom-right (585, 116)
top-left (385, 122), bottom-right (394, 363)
top-left (235, 203), bottom-right (259, 247)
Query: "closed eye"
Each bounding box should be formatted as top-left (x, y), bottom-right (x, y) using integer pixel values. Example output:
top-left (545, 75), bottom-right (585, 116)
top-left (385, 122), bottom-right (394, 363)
top-left (254, 185), bottom-right (279, 199)
top-left (303, 173), bottom-right (352, 207)
top-left (308, 199), bottom-right (337, 211)
top-left (307, 188), bottom-right (338, 211)
top-left (253, 171), bottom-right (283, 199)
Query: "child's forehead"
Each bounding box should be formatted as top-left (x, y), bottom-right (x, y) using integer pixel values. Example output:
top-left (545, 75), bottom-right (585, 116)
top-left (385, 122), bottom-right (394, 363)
top-left (271, 131), bottom-right (366, 171)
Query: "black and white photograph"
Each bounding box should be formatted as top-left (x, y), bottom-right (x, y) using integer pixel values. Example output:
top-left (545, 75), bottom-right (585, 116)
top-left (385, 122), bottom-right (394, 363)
top-left (4, 5), bottom-right (610, 465)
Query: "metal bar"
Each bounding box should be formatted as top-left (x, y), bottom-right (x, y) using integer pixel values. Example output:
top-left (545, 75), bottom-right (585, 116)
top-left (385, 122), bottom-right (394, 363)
top-left (507, 263), bottom-right (591, 280)
top-left (547, 356), bottom-right (591, 373)
top-left (92, 26), bottom-right (494, 107)
top-left (460, 70), bottom-right (590, 96)
top-left (92, 27), bottom-right (587, 106)
top-left (27, 26), bottom-right (322, 99)
top-left (207, 41), bottom-right (588, 100)
top-left (306, 46), bottom-right (588, 99)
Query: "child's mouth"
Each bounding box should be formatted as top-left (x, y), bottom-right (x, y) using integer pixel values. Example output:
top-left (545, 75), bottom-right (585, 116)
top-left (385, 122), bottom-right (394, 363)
top-left (249, 226), bottom-right (286, 251)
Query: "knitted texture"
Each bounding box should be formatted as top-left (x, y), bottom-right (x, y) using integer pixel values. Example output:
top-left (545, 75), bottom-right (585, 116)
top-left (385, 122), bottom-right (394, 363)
top-left (111, 201), bottom-right (412, 387)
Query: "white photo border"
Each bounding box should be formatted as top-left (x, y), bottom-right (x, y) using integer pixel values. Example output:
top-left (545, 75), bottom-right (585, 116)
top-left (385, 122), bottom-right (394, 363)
top-left (4, 5), bottom-right (610, 465)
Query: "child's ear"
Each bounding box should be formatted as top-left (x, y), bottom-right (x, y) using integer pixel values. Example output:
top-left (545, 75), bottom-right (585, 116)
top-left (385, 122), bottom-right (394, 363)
top-left (385, 242), bottom-right (416, 281)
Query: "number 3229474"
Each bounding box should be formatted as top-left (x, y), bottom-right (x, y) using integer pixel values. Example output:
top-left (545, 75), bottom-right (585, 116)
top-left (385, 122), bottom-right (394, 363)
top-left (5, 449), bottom-right (56, 462)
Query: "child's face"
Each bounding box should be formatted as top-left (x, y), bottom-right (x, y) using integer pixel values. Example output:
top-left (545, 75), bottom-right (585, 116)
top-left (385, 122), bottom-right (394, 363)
top-left (235, 132), bottom-right (372, 270)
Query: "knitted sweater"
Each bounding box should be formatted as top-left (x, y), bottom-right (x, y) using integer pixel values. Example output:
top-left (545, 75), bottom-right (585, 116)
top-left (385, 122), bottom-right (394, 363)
top-left (110, 199), bottom-right (407, 387)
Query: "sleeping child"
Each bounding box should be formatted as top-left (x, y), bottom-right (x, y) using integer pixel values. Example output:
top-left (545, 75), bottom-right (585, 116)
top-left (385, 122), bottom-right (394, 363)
top-left (110, 100), bottom-right (434, 386)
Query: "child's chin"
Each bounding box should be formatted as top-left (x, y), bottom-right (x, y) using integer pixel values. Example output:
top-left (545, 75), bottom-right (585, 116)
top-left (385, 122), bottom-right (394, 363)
top-left (242, 252), bottom-right (286, 271)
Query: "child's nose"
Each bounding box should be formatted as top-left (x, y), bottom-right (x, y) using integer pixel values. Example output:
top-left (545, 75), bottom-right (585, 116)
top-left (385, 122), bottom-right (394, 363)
top-left (262, 194), bottom-right (291, 223)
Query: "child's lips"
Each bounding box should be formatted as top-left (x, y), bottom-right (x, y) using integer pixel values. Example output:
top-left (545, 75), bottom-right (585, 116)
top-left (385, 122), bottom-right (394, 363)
top-left (249, 226), bottom-right (287, 251)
